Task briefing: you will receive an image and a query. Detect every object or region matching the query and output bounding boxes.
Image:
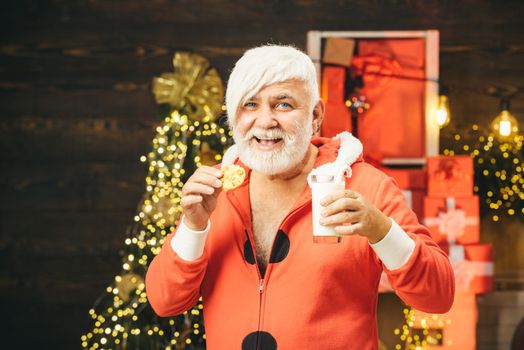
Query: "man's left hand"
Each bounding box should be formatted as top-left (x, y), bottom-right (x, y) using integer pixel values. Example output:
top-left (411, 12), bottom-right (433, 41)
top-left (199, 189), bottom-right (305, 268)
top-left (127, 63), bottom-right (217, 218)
top-left (319, 189), bottom-right (392, 244)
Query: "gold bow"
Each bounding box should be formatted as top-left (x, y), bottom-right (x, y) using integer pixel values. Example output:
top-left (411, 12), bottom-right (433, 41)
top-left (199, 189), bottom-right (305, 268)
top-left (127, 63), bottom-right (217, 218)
top-left (153, 52), bottom-right (224, 122)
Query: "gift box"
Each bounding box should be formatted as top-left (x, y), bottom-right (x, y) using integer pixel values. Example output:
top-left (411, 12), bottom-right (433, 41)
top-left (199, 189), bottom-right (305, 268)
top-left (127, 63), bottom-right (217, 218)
top-left (412, 292), bottom-right (478, 349)
top-left (427, 156), bottom-right (474, 197)
top-left (307, 30), bottom-right (440, 162)
top-left (423, 196), bottom-right (480, 245)
top-left (321, 66), bottom-right (352, 137)
top-left (354, 39), bottom-right (427, 160)
top-left (322, 38), bottom-right (355, 66)
top-left (443, 243), bottom-right (494, 294)
top-left (380, 167), bottom-right (426, 220)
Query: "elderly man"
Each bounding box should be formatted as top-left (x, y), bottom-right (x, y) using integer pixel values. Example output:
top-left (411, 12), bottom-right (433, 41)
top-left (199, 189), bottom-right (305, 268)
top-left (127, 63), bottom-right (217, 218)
top-left (146, 45), bottom-right (454, 350)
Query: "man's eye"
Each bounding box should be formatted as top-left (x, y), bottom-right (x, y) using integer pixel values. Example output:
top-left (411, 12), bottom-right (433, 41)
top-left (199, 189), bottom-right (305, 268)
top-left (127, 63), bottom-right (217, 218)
top-left (276, 102), bottom-right (292, 109)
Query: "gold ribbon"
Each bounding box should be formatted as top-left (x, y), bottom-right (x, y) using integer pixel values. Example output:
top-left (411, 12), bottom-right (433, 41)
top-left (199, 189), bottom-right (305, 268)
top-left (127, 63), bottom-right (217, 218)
top-left (153, 52), bottom-right (224, 122)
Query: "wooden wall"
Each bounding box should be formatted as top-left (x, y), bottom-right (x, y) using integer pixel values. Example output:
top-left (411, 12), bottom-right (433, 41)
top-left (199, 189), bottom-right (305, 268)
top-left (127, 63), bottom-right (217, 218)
top-left (1, 0), bottom-right (523, 348)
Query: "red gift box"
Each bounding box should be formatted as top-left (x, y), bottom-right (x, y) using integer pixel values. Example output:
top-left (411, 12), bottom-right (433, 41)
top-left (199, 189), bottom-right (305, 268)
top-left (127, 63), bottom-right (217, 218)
top-left (353, 39), bottom-right (426, 159)
top-left (423, 196), bottom-right (480, 245)
top-left (443, 243), bottom-right (494, 294)
top-left (381, 167), bottom-right (426, 220)
top-left (380, 243), bottom-right (493, 295)
top-left (412, 292), bottom-right (478, 349)
top-left (321, 66), bottom-right (352, 138)
top-left (427, 156), bottom-right (474, 197)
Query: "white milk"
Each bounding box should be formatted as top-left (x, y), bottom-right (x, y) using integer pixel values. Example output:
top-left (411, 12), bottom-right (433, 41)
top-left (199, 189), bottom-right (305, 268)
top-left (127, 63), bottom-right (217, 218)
top-left (310, 175), bottom-right (345, 242)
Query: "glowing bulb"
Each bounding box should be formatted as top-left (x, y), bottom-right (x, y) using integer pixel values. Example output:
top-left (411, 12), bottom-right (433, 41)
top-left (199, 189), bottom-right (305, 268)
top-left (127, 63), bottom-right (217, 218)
top-left (435, 94), bottom-right (450, 128)
top-left (492, 99), bottom-right (519, 139)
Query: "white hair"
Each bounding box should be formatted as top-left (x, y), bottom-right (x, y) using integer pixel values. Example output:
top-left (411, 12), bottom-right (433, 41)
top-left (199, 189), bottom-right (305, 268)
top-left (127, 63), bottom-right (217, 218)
top-left (225, 44), bottom-right (319, 127)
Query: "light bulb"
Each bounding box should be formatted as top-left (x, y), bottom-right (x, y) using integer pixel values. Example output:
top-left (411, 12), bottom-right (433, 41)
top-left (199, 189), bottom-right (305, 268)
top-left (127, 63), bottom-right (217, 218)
top-left (435, 95), bottom-right (450, 128)
top-left (492, 99), bottom-right (519, 139)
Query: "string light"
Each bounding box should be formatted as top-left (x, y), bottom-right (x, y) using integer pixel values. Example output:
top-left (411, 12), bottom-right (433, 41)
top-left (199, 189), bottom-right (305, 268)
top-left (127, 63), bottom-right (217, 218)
top-left (442, 124), bottom-right (523, 222)
top-left (81, 108), bottom-right (232, 349)
top-left (395, 307), bottom-right (448, 349)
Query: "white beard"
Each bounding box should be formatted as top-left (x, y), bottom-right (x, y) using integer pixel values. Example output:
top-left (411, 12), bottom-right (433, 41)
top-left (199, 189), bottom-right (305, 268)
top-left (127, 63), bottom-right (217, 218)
top-left (232, 117), bottom-right (313, 176)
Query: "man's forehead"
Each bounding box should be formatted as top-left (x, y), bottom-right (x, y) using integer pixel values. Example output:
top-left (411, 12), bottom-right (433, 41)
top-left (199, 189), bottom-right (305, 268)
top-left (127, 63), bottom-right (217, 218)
top-left (247, 79), bottom-right (307, 100)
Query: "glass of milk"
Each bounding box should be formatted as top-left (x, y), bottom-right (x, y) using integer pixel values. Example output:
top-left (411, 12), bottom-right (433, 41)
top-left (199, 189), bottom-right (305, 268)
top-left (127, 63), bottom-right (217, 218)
top-left (309, 174), bottom-right (345, 243)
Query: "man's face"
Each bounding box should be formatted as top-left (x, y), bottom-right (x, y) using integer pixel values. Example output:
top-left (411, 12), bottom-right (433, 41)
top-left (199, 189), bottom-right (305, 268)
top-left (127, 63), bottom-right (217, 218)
top-left (232, 79), bottom-right (314, 175)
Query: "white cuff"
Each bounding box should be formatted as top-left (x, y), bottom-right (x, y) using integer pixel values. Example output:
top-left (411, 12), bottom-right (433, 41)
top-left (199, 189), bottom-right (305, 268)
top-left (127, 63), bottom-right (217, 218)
top-left (369, 218), bottom-right (415, 270)
top-left (170, 216), bottom-right (211, 261)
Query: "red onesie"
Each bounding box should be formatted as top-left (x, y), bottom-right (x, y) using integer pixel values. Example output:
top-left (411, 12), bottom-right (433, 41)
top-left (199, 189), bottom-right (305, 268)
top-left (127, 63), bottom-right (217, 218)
top-left (146, 136), bottom-right (455, 350)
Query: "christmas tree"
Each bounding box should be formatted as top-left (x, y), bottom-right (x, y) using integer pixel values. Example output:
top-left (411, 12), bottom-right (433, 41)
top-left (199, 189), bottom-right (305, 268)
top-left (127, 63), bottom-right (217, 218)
top-left (81, 52), bottom-right (232, 350)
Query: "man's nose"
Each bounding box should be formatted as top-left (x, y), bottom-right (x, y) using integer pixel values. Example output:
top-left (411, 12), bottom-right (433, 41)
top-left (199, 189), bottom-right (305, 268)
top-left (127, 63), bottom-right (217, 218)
top-left (254, 105), bottom-right (278, 129)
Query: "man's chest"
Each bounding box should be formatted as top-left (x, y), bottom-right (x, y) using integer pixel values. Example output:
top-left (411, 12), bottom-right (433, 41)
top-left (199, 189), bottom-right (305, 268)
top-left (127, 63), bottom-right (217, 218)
top-left (249, 186), bottom-right (302, 275)
top-left (251, 199), bottom-right (292, 260)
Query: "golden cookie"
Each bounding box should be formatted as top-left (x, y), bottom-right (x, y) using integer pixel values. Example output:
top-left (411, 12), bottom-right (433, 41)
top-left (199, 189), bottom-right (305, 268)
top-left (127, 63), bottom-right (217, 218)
top-left (222, 164), bottom-right (246, 190)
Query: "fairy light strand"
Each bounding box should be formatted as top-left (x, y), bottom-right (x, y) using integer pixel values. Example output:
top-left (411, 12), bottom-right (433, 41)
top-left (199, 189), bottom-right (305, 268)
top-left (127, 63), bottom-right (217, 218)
top-left (82, 109), bottom-right (232, 350)
top-left (441, 124), bottom-right (523, 222)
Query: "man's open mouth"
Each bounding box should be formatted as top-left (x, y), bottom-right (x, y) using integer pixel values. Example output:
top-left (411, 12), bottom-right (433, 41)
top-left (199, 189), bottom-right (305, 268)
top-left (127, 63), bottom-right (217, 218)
top-left (254, 137), bottom-right (283, 146)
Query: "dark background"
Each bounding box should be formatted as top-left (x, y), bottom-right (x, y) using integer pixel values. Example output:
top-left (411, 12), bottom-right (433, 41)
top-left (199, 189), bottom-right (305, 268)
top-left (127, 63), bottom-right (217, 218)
top-left (1, 1), bottom-right (523, 349)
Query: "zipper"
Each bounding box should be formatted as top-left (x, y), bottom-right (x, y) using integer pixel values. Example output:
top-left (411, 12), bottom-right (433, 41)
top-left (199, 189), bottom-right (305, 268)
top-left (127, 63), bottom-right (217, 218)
top-left (227, 189), bottom-right (312, 349)
top-left (255, 279), bottom-right (264, 350)
top-left (254, 199), bottom-right (312, 350)
top-left (257, 278), bottom-right (264, 326)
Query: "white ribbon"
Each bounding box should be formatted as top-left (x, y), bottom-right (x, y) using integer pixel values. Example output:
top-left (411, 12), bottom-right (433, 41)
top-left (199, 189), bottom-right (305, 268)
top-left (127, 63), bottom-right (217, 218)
top-left (449, 244), bottom-right (493, 292)
top-left (378, 244), bottom-right (493, 293)
top-left (423, 197), bottom-right (479, 245)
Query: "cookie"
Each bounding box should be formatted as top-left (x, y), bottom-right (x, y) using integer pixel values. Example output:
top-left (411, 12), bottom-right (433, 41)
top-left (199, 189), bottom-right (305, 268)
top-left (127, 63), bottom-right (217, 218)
top-left (222, 164), bottom-right (246, 190)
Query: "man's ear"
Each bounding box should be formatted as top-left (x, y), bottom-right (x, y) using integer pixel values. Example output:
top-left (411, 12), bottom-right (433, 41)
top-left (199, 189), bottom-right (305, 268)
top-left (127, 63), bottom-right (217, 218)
top-left (312, 99), bottom-right (325, 135)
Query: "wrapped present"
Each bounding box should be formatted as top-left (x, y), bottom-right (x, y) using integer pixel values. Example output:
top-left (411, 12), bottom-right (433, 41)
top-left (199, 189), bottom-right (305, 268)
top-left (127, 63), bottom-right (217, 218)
top-left (443, 243), bottom-right (494, 294)
top-left (353, 39), bottom-right (426, 159)
top-left (379, 243), bottom-right (493, 295)
top-left (412, 292), bottom-right (478, 349)
top-left (322, 38), bottom-right (355, 66)
top-left (380, 167), bottom-right (426, 220)
top-left (321, 66), bottom-right (352, 137)
top-left (427, 156), bottom-right (474, 197)
top-left (423, 196), bottom-right (480, 245)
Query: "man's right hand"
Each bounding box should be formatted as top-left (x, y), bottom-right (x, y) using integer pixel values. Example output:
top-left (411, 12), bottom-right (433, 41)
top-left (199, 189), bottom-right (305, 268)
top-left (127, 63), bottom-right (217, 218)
top-left (180, 166), bottom-right (223, 231)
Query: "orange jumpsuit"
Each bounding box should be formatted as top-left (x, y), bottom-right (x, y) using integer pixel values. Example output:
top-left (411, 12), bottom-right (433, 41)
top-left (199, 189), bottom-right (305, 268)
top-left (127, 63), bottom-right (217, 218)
top-left (146, 136), bottom-right (455, 349)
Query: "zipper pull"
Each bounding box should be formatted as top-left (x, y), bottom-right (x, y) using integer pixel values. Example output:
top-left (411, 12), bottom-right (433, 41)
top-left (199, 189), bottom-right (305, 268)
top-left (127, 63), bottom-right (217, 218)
top-left (259, 279), bottom-right (264, 294)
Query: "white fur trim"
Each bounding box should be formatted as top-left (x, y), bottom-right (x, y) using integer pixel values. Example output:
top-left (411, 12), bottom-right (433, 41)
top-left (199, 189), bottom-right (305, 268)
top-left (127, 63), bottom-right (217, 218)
top-left (221, 144), bottom-right (239, 168)
top-left (307, 131), bottom-right (363, 187)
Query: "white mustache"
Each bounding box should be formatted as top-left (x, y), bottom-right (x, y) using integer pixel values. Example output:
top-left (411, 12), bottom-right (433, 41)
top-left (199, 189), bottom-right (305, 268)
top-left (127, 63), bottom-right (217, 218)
top-left (242, 127), bottom-right (296, 143)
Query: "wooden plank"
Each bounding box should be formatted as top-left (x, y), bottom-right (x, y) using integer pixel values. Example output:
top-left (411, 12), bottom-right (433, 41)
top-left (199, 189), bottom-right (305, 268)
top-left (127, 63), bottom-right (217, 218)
top-left (1, 209), bottom-right (136, 240)
top-left (2, 301), bottom-right (98, 348)
top-left (0, 46), bottom-right (241, 87)
top-left (1, 161), bottom-right (146, 210)
top-left (2, 12), bottom-right (523, 54)
top-left (478, 291), bottom-right (524, 307)
top-left (0, 209), bottom-right (137, 255)
top-left (0, 116), bottom-right (158, 161)
top-left (0, 265), bottom-right (122, 304)
top-left (0, 89), bottom-right (158, 119)
top-left (2, 44), bottom-right (523, 89)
